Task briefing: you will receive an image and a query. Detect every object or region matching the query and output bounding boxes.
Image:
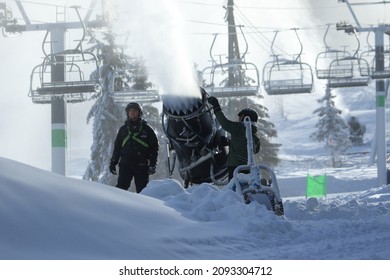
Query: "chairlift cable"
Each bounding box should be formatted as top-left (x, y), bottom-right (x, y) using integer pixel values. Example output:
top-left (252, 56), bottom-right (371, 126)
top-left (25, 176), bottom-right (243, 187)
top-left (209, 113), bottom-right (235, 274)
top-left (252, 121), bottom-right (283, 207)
top-left (232, 7), bottom-right (273, 55)
top-left (180, 0), bottom-right (341, 11)
top-left (235, 5), bottom-right (341, 11)
top-left (234, 4), bottom-right (298, 59)
top-left (187, 19), bottom-right (226, 27)
top-left (179, 0), bottom-right (221, 7)
top-left (14, 0), bottom-right (92, 11)
top-left (347, 1), bottom-right (390, 6)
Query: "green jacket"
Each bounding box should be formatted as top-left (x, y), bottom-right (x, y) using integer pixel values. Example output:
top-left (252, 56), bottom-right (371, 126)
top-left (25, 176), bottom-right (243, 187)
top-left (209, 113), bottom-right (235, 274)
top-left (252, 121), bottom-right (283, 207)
top-left (214, 110), bottom-right (258, 167)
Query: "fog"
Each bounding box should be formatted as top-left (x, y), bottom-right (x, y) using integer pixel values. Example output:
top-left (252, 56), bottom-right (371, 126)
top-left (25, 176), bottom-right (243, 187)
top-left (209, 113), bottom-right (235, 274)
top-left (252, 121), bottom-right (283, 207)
top-left (0, 0), bottom-right (387, 173)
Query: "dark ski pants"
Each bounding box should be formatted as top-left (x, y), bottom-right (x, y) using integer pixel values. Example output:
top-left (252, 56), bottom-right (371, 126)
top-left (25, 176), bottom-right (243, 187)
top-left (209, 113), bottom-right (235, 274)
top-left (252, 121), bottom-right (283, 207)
top-left (116, 163), bottom-right (149, 193)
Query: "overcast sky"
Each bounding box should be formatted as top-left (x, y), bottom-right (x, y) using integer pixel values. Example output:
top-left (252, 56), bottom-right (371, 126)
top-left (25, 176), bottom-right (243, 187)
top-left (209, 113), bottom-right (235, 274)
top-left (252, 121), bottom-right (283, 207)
top-left (1, 0), bottom-right (388, 172)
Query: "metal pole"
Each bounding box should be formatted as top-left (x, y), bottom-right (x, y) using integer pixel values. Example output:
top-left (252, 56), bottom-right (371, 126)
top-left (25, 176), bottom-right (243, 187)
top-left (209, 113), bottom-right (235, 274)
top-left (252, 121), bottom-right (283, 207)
top-left (375, 29), bottom-right (387, 186)
top-left (341, 0), bottom-right (362, 29)
top-left (50, 29), bottom-right (67, 175)
top-left (226, 0), bottom-right (239, 87)
top-left (339, 1), bottom-right (389, 186)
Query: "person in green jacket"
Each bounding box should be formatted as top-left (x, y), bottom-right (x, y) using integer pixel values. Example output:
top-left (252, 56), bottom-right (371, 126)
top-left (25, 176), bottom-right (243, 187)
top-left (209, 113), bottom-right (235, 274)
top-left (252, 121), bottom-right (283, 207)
top-left (208, 96), bottom-right (260, 180)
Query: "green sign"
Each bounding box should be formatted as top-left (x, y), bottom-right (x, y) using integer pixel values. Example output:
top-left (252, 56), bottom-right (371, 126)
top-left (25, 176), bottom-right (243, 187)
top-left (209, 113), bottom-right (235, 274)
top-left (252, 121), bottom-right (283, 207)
top-left (52, 129), bottom-right (67, 148)
top-left (377, 96), bottom-right (385, 107)
top-left (306, 174), bottom-right (326, 197)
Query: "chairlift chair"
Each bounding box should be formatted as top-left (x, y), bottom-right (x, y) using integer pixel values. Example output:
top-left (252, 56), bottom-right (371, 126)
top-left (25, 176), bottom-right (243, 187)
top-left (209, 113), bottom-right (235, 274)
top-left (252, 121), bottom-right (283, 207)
top-left (111, 69), bottom-right (160, 104)
top-left (111, 90), bottom-right (160, 104)
top-left (370, 47), bottom-right (390, 79)
top-left (327, 56), bottom-right (370, 88)
top-left (28, 5), bottom-right (102, 104)
top-left (360, 47), bottom-right (375, 71)
top-left (324, 23), bottom-right (371, 87)
top-left (359, 29), bottom-right (390, 80)
top-left (201, 61), bottom-right (260, 98)
top-left (29, 51), bottom-right (102, 104)
top-left (315, 24), bottom-right (363, 81)
top-left (263, 29), bottom-right (314, 95)
top-left (315, 49), bottom-right (351, 79)
top-left (263, 59), bottom-right (314, 95)
top-left (201, 26), bottom-right (260, 98)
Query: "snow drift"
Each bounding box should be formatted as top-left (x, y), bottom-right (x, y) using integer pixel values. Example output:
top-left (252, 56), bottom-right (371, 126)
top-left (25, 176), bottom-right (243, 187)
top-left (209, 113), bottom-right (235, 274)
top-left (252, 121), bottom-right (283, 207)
top-left (1, 156), bottom-right (390, 260)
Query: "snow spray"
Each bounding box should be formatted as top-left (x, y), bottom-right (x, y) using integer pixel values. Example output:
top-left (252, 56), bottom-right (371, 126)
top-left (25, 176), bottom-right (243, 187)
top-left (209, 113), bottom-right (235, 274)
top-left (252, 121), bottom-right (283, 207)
top-left (116, 0), bottom-right (201, 99)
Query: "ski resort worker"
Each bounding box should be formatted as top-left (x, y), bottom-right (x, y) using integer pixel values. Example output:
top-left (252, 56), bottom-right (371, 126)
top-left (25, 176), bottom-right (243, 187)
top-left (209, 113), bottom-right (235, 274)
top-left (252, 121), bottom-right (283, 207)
top-left (207, 96), bottom-right (260, 180)
top-left (109, 102), bottom-right (159, 193)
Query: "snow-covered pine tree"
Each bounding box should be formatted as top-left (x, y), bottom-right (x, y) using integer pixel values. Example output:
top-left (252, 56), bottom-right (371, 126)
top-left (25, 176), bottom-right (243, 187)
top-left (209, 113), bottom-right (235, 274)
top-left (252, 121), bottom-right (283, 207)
top-left (311, 84), bottom-right (352, 167)
top-left (83, 32), bottom-right (122, 185)
top-left (221, 97), bottom-right (280, 167)
top-left (83, 31), bottom-right (154, 185)
top-left (83, 66), bottom-right (121, 185)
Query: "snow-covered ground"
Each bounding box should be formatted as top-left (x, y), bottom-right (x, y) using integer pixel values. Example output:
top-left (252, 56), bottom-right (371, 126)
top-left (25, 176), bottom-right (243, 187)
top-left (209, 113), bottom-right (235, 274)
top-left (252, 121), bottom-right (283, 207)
top-left (1, 88), bottom-right (390, 280)
top-left (2, 2), bottom-right (390, 279)
top-left (1, 154), bottom-right (390, 261)
top-left (1, 85), bottom-right (390, 263)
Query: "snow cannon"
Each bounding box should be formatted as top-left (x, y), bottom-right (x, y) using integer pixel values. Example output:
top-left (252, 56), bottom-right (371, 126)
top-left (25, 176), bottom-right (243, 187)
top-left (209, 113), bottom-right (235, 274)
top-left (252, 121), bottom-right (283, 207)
top-left (162, 87), bottom-right (228, 187)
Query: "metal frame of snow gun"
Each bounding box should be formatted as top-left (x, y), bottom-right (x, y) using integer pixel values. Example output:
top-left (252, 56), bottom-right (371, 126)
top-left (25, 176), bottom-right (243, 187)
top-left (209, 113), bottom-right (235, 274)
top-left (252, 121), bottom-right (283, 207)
top-left (233, 116), bottom-right (284, 216)
top-left (161, 88), bottom-right (228, 187)
top-left (233, 164), bottom-right (284, 216)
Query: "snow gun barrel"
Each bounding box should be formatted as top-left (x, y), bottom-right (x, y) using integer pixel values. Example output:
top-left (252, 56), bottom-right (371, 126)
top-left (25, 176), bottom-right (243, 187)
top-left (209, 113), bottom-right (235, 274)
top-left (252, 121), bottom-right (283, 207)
top-left (162, 88), bottom-right (228, 186)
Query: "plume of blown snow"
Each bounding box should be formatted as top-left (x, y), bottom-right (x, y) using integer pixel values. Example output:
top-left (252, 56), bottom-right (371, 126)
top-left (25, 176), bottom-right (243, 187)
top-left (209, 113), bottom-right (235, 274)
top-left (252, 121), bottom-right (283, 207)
top-left (116, 0), bottom-right (201, 99)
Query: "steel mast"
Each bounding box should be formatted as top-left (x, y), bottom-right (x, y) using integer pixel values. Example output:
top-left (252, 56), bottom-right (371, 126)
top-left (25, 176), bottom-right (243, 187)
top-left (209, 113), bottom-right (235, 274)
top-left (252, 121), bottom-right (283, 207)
top-left (339, 0), bottom-right (389, 187)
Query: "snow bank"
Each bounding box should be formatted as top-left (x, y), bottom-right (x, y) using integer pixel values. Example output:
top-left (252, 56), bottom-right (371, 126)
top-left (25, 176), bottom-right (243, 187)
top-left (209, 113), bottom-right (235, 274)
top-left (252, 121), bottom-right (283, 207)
top-left (1, 157), bottom-right (390, 260)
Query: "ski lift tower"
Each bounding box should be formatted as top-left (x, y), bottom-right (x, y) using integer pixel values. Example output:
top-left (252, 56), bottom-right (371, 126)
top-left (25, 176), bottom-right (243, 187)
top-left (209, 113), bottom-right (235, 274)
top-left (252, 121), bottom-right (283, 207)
top-left (0, 0), bottom-right (106, 176)
top-left (226, 0), bottom-right (240, 88)
top-left (339, 0), bottom-right (390, 187)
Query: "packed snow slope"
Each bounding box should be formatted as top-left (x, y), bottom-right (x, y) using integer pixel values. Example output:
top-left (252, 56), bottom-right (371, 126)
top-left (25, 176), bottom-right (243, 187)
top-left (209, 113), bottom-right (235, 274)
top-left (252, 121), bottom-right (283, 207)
top-left (1, 155), bottom-right (390, 260)
top-left (2, 83), bottom-right (390, 260)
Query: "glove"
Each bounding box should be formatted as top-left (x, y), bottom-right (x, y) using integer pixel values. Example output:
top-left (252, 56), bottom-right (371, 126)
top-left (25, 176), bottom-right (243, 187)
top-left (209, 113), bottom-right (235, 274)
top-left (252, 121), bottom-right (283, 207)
top-left (208, 96), bottom-right (221, 112)
top-left (109, 160), bottom-right (117, 175)
top-left (148, 165), bottom-right (156, 175)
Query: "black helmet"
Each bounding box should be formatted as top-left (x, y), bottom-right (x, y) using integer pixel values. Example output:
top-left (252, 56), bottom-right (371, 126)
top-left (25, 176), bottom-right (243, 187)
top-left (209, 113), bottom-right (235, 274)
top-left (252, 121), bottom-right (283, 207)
top-left (125, 102), bottom-right (143, 116)
top-left (238, 108), bottom-right (258, 122)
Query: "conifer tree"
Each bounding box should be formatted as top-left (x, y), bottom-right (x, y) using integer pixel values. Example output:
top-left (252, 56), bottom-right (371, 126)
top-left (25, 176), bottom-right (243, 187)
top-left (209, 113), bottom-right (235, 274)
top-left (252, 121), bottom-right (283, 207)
top-left (220, 96), bottom-right (280, 166)
top-left (83, 31), bottom-right (154, 185)
top-left (311, 84), bottom-right (352, 167)
top-left (83, 32), bottom-right (122, 185)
